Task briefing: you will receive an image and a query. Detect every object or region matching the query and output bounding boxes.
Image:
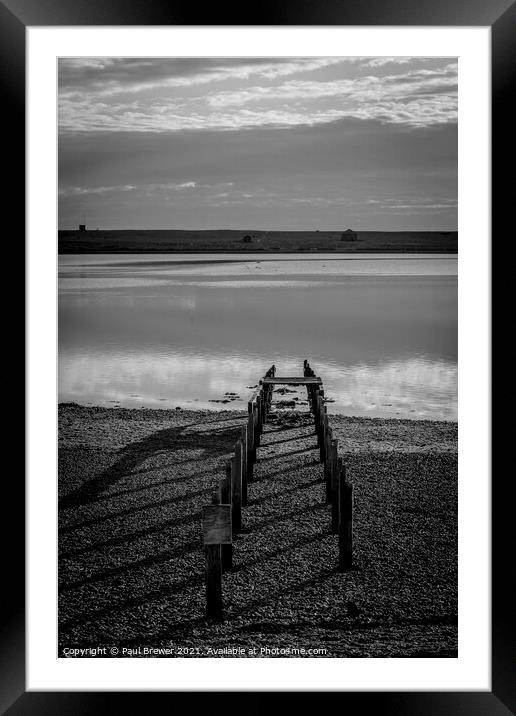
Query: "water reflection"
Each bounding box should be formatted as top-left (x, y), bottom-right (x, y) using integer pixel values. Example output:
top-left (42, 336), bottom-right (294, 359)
top-left (58, 255), bottom-right (457, 420)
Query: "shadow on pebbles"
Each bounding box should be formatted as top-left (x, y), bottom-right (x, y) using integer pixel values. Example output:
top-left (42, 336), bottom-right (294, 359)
top-left (58, 403), bottom-right (458, 658)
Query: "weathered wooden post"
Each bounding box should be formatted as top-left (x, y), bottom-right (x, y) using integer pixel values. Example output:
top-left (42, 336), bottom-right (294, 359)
top-left (330, 439), bottom-right (339, 533)
top-left (338, 458), bottom-right (353, 571)
top-left (231, 451), bottom-right (242, 533)
top-left (318, 392), bottom-right (326, 462)
top-left (240, 425), bottom-right (248, 507)
top-left (220, 467), bottom-right (233, 571)
top-left (303, 361), bottom-right (312, 408)
top-left (313, 388), bottom-right (320, 432)
top-left (320, 407), bottom-right (328, 463)
top-left (315, 392), bottom-right (323, 446)
top-left (324, 425), bottom-right (333, 498)
top-left (255, 399), bottom-right (261, 447)
top-left (247, 402), bottom-right (255, 473)
top-left (258, 382), bottom-right (262, 425)
top-left (202, 503), bottom-right (231, 620)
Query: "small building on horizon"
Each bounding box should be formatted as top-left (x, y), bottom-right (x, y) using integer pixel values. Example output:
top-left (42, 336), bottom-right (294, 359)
top-left (341, 228), bottom-right (357, 241)
top-left (79, 224), bottom-right (86, 232)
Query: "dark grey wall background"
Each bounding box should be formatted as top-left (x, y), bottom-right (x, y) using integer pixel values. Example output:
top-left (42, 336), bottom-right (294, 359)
top-left (5, 0), bottom-right (513, 713)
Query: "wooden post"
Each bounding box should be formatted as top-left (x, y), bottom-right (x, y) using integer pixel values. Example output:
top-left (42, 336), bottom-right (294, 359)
top-left (254, 399), bottom-right (261, 447)
top-left (247, 403), bottom-right (255, 471)
top-left (313, 389), bottom-right (320, 431)
top-left (260, 384), bottom-right (266, 426)
top-left (202, 504), bottom-right (231, 620)
top-left (338, 458), bottom-right (353, 571)
top-left (315, 395), bottom-right (323, 447)
top-left (320, 408), bottom-right (327, 463)
top-left (324, 426), bottom-right (333, 497)
top-left (220, 469), bottom-right (232, 572)
top-left (241, 426), bottom-right (248, 507)
top-left (204, 544), bottom-right (222, 620)
top-left (231, 452), bottom-right (242, 533)
top-left (318, 393), bottom-right (326, 461)
top-left (330, 439), bottom-right (339, 533)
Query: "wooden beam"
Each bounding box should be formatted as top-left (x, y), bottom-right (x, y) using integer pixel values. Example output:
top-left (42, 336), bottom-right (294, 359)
top-left (262, 377), bottom-right (322, 385)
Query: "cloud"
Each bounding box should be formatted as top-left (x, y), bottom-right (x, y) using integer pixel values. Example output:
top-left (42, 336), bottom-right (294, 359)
top-left (59, 59), bottom-right (457, 133)
top-left (59, 181), bottom-right (197, 196)
top-left (361, 57), bottom-right (417, 68)
top-left (59, 57), bottom-right (347, 96)
top-left (59, 96), bottom-right (457, 133)
top-left (206, 64), bottom-right (457, 107)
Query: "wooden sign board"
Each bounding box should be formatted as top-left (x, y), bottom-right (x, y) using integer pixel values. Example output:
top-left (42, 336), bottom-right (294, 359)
top-left (202, 504), bottom-right (232, 545)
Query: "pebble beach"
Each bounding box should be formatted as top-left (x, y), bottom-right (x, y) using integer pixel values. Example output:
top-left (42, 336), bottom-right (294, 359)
top-left (58, 403), bottom-right (457, 658)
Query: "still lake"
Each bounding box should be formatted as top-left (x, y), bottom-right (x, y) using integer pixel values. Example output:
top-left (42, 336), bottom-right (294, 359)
top-left (58, 253), bottom-right (457, 420)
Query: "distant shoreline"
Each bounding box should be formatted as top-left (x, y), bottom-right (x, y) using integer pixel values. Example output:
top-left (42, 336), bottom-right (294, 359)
top-left (58, 402), bottom-right (458, 427)
top-left (58, 229), bottom-right (458, 255)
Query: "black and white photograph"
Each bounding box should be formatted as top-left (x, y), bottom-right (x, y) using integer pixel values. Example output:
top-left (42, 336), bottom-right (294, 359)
top-left (56, 55), bottom-right (459, 660)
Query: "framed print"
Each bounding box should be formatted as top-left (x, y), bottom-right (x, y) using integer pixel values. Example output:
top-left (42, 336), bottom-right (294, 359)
top-left (6, 0), bottom-right (511, 711)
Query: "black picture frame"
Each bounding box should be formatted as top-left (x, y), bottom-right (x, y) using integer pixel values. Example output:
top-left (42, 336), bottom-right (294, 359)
top-left (7, 0), bottom-right (510, 712)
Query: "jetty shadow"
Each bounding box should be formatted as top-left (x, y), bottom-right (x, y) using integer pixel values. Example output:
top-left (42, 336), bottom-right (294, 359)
top-left (59, 420), bottom-right (241, 511)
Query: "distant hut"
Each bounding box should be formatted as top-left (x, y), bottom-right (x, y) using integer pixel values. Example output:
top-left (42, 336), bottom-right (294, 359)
top-left (341, 228), bottom-right (357, 241)
top-left (79, 224), bottom-right (86, 232)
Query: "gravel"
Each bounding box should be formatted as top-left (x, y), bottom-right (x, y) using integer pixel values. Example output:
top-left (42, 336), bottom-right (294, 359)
top-left (58, 403), bottom-right (457, 658)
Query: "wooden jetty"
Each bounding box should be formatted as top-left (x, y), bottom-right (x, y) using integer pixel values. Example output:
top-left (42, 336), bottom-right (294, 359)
top-left (201, 359), bottom-right (353, 620)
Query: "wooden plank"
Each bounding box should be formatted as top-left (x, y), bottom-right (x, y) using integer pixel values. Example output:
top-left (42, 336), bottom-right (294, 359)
top-left (205, 544), bottom-right (223, 620)
top-left (262, 377), bottom-right (322, 385)
top-left (202, 504), bottom-right (232, 545)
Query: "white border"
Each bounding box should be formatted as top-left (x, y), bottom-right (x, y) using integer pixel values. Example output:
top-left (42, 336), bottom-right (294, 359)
top-left (27, 26), bottom-right (490, 691)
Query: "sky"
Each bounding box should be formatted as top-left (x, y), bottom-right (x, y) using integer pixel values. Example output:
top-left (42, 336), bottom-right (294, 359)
top-left (58, 57), bottom-right (457, 231)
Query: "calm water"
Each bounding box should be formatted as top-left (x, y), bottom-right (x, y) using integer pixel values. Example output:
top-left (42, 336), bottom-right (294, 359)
top-left (58, 254), bottom-right (457, 420)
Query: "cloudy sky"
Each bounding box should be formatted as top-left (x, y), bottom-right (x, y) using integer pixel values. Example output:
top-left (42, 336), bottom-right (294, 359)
top-left (58, 57), bottom-right (457, 231)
